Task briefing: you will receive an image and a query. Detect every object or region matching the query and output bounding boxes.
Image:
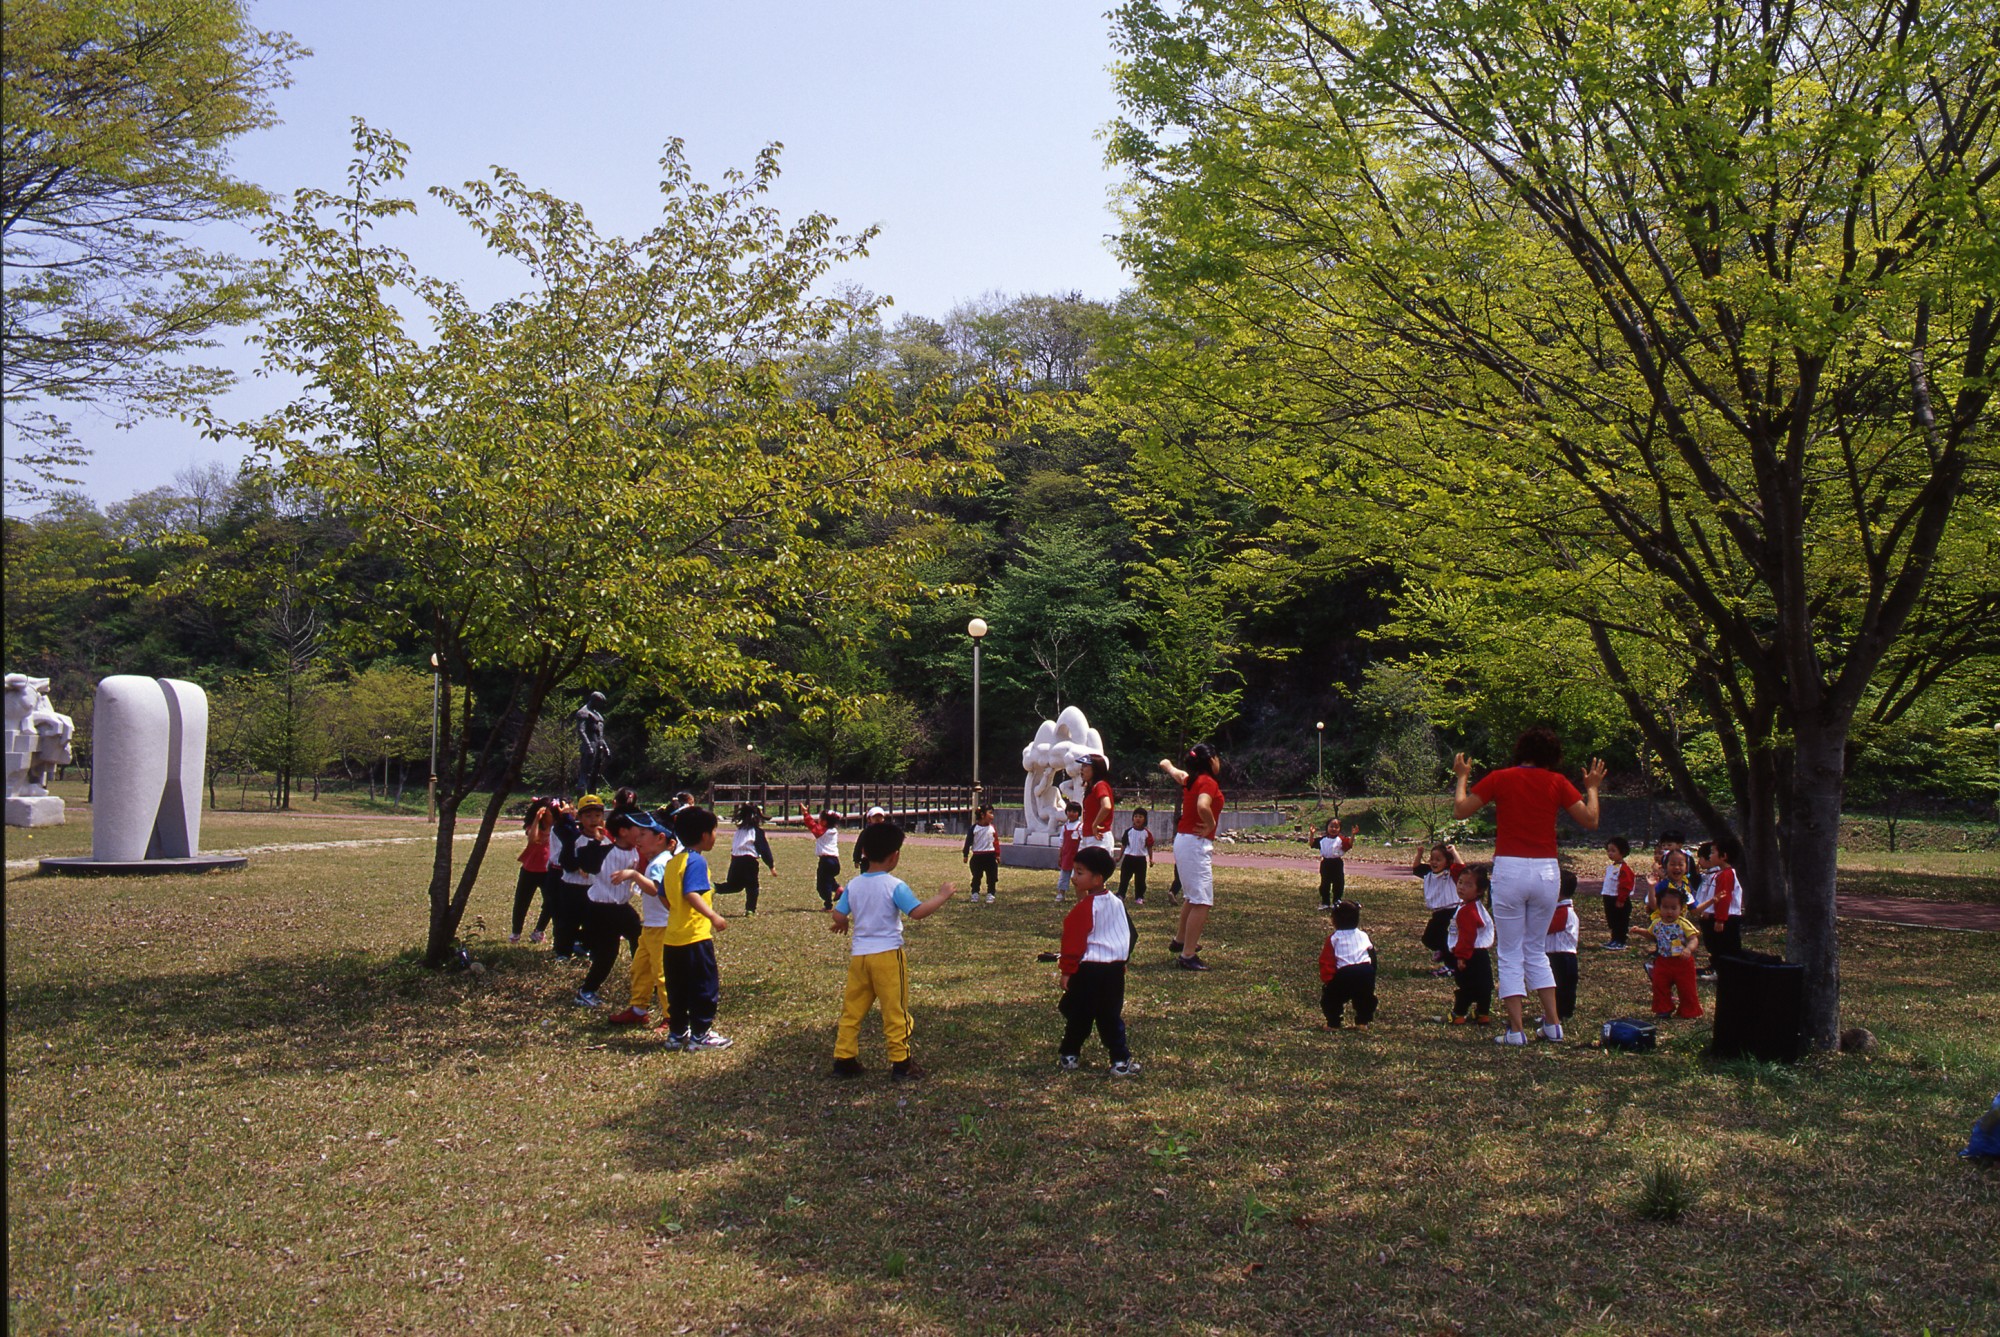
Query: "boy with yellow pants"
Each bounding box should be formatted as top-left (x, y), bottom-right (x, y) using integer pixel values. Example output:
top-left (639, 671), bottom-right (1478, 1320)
top-left (829, 822), bottom-right (956, 1081)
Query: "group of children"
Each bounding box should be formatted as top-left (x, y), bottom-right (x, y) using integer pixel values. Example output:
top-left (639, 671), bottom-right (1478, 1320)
top-left (510, 790), bottom-right (1755, 1079)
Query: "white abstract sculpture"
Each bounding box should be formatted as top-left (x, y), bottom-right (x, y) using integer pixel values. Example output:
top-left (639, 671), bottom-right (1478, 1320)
top-left (5, 674), bottom-right (75, 827)
top-left (1017, 704), bottom-right (1105, 844)
top-left (91, 676), bottom-right (209, 862)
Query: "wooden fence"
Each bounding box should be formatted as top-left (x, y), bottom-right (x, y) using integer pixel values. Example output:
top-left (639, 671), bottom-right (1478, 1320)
top-left (707, 782), bottom-right (980, 827)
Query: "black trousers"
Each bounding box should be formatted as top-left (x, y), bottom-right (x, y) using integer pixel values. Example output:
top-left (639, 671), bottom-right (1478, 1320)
top-left (1601, 896), bottom-right (1632, 946)
top-left (1700, 916), bottom-right (1743, 962)
top-left (580, 899), bottom-right (640, 994)
top-left (1421, 908), bottom-right (1454, 957)
top-left (552, 879), bottom-right (589, 957)
top-left (1549, 951), bottom-right (1578, 1020)
top-left (968, 851), bottom-right (999, 897)
top-left (1318, 858), bottom-right (1346, 906)
top-left (664, 939), bottom-right (720, 1037)
top-left (1321, 963), bottom-right (1378, 1026)
top-left (1116, 854), bottom-right (1147, 900)
top-left (1058, 961), bottom-right (1130, 1062)
top-left (511, 866), bottom-right (559, 937)
top-left (716, 853), bottom-right (763, 912)
top-left (816, 854), bottom-right (842, 907)
top-left (1452, 948), bottom-right (1493, 1019)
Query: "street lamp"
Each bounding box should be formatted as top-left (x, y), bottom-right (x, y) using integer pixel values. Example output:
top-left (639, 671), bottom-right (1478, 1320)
top-left (968, 618), bottom-right (988, 806)
top-left (428, 652), bottom-right (440, 822)
top-left (1316, 721), bottom-right (1325, 799)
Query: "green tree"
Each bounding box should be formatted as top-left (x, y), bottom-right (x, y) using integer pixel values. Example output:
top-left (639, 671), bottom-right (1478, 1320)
top-left (1117, 547), bottom-right (1245, 761)
top-left (224, 123), bottom-right (1006, 965)
top-left (982, 523), bottom-right (1134, 728)
top-left (1, 0), bottom-right (301, 497)
top-left (1109, 0), bottom-right (2000, 1046)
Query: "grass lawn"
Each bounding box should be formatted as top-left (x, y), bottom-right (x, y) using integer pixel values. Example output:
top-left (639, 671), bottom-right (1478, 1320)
top-left (6, 821), bottom-right (1998, 1333)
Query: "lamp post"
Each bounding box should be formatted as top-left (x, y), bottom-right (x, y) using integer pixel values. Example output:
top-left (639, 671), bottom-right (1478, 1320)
top-left (968, 619), bottom-right (988, 807)
top-left (1315, 720), bottom-right (1325, 800)
top-left (428, 653), bottom-right (440, 822)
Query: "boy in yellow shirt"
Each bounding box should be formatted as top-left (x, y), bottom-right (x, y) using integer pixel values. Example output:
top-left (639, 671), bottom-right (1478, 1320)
top-left (617, 808), bottom-right (730, 1050)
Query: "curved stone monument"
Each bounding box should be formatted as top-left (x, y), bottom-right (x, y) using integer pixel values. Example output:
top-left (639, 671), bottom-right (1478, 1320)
top-left (40, 676), bottom-right (246, 876)
top-left (1004, 704), bottom-right (1106, 869)
top-left (5, 673), bottom-right (75, 828)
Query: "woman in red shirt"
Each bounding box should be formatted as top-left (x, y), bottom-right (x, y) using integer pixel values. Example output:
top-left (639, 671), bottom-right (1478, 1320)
top-left (1452, 726), bottom-right (1605, 1045)
top-left (1078, 754), bottom-right (1116, 854)
top-left (1161, 743), bottom-right (1225, 971)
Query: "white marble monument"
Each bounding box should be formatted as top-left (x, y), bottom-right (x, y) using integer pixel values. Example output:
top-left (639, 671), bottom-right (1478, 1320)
top-left (5, 674), bottom-right (75, 827)
top-left (91, 675), bottom-right (209, 861)
top-left (1015, 703), bottom-right (1106, 847)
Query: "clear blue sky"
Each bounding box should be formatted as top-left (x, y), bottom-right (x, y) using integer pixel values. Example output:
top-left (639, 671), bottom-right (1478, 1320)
top-left (57, 1), bottom-right (1132, 504)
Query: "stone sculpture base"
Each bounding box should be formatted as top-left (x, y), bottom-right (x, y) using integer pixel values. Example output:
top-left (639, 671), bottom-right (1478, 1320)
top-left (6, 795), bottom-right (66, 827)
top-left (999, 843), bottom-right (1063, 870)
top-left (39, 854), bottom-right (247, 877)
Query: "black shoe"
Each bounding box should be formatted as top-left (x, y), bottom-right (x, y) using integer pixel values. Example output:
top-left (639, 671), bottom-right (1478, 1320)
top-left (830, 1057), bottom-right (865, 1079)
top-left (1168, 939), bottom-right (1183, 955)
top-left (890, 1059), bottom-right (925, 1082)
top-left (1177, 954), bottom-right (1210, 972)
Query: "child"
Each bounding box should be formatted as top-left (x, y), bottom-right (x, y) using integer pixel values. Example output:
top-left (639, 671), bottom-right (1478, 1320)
top-left (511, 798), bottom-right (557, 944)
top-left (852, 804), bottom-right (889, 871)
top-left (1311, 818), bottom-right (1355, 911)
top-left (1652, 847), bottom-right (1694, 920)
top-left (1649, 886), bottom-right (1703, 1019)
top-left (1599, 835), bottom-right (1636, 950)
top-left (551, 795), bottom-right (611, 959)
top-left (1117, 807), bottom-right (1156, 905)
top-left (714, 803), bottom-right (775, 915)
top-left (829, 823), bottom-right (957, 1080)
top-left (961, 804), bottom-right (1000, 904)
top-left (1695, 836), bottom-right (1744, 968)
top-left (1318, 900), bottom-right (1379, 1029)
top-left (1057, 845), bottom-right (1138, 1074)
top-left (1446, 864), bottom-right (1495, 1025)
top-left (606, 811), bottom-right (699, 1031)
top-left (800, 802), bottom-right (843, 910)
top-left (1546, 868), bottom-right (1580, 1023)
top-left (1054, 800), bottom-right (1083, 904)
top-left (576, 811), bottom-right (644, 1008)
top-left (1414, 842), bottom-right (1468, 978)
top-left (643, 807), bottom-right (731, 1048)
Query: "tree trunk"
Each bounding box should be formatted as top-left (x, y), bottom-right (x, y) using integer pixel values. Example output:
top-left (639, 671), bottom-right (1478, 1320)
top-left (1737, 747), bottom-right (1787, 928)
top-left (1784, 724), bottom-right (1847, 1050)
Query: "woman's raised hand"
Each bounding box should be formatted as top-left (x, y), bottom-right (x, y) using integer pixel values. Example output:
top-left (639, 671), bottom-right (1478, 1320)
top-left (1582, 757), bottom-right (1609, 789)
top-left (1451, 752), bottom-right (1474, 780)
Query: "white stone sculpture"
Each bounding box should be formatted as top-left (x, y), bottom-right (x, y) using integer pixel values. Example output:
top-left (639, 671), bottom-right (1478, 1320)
top-left (5, 674), bottom-right (75, 827)
top-left (1017, 704), bottom-right (1105, 845)
top-left (91, 676), bottom-right (209, 862)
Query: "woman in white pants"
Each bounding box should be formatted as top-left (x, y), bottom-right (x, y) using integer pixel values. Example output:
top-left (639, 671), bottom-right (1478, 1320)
top-left (1451, 727), bottom-right (1605, 1045)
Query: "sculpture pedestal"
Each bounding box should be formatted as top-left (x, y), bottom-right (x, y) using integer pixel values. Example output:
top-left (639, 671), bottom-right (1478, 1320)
top-left (1001, 827), bottom-right (1063, 870)
top-left (38, 854), bottom-right (247, 877)
top-left (6, 795), bottom-right (66, 827)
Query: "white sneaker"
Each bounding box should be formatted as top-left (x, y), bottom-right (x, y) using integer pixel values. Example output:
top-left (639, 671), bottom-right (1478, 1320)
top-left (1057, 1055), bottom-right (1079, 1071)
top-left (508, 933), bottom-right (521, 944)
top-left (985, 893), bottom-right (995, 904)
top-left (573, 991), bottom-right (601, 1008)
top-left (1110, 1060), bottom-right (1141, 1077)
top-left (1494, 1029), bottom-right (1528, 1046)
top-left (529, 931), bottom-right (544, 944)
top-left (1538, 1022), bottom-right (1564, 1042)
top-left (685, 1030), bottom-right (733, 1050)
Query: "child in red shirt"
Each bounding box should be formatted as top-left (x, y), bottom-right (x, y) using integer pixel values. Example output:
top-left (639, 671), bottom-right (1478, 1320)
top-left (1446, 865), bottom-right (1495, 1025)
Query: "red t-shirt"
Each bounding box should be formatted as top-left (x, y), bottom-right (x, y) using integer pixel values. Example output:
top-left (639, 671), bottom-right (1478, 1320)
top-left (518, 834), bottom-right (550, 874)
top-left (1084, 780), bottom-right (1115, 838)
top-left (1177, 774), bottom-right (1224, 835)
top-left (1471, 765), bottom-right (1582, 859)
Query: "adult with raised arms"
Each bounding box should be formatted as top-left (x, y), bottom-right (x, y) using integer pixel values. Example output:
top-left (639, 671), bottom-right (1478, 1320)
top-left (1451, 727), bottom-right (1606, 1046)
top-left (1161, 743), bottom-right (1225, 972)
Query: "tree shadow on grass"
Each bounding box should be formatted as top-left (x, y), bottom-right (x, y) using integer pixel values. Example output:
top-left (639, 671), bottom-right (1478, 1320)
top-left (1837, 868), bottom-right (2000, 907)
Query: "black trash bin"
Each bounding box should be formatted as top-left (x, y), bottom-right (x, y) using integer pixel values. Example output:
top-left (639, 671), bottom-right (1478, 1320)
top-left (1710, 950), bottom-right (1807, 1063)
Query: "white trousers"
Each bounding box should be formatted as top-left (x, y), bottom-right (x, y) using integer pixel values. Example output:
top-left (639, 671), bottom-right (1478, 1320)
top-left (1491, 855), bottom-right (1560, 1000)
top-left (1173, 831), bottom-right (1215, 905)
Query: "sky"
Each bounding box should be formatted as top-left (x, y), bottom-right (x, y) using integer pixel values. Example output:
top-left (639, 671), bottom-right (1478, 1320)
top-left (43, 1), bottom-right (1135, 506)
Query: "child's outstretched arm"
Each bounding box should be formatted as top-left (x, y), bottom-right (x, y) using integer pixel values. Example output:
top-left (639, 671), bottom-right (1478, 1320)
top-left (908, 882), bottom-right (960, 921)
top-left (684, 889), bottom-right (727, 932)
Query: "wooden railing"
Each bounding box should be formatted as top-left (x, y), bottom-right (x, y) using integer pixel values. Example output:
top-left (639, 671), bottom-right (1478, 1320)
top-left (707, 782), bottom-right (980, 827)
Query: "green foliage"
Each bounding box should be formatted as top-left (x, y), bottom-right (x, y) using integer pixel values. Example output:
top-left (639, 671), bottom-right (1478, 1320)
top-left (981, 523), bottom-right (1133, 727)
top-left (1117, 543), bottom-right (1245, 760)
top-left (223, 121), bottom-right (1008, 962)
top-left (1, 0), bottom-right (302, 497)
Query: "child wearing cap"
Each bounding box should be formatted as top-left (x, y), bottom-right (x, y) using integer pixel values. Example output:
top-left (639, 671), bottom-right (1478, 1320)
top-left (630, 807), bottom-right (732, 1049)
top-left (829, 823), bottom-right (957, 1081)
top-left (852, 805), bottom-right (889, 871)
top-left (607, 810), bottom-right (684, 1028)
top-left (1056, 845), bottom-right (1139, 1075)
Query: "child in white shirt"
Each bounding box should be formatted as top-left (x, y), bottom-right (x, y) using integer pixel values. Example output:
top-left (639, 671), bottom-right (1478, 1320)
top-left (961, 804), bottom-right (999, 903)
top-left (1311, 818), bottom-right (1355, 910)
top-left (1545, 868), bottom-right (1580, 1022)
top-left (1117, 807), bottom-right (1156, 905)
top-left (829, 823), bottom-right (957, 1081)
top-left (1318, 900), bottom-right (1379, 1029)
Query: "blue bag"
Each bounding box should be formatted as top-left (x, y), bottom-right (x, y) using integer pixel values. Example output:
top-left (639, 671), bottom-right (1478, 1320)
top-left (1961, 1093), bottom-right (2000, 1160)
